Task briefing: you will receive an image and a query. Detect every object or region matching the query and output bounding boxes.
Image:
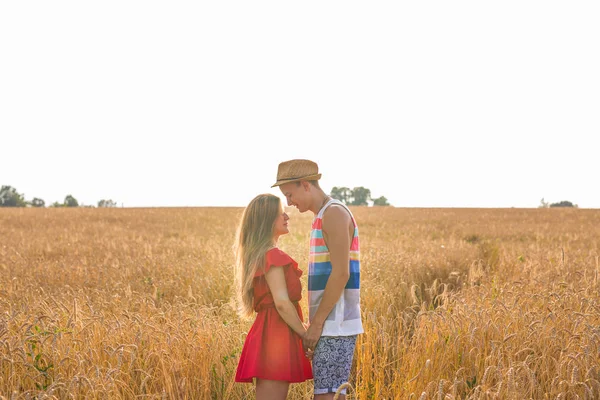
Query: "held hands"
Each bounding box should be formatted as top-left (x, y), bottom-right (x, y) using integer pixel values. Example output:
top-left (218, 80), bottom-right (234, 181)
top-left (302, 321), bottom-right (324, 360)
top-left (301, 322), bottom-right (314, 360)
top-left (305, 347), bottom-right (314, 360)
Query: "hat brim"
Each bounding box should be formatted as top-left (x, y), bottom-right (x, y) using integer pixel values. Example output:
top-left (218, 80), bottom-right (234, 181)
top-left (271, 173), bottom-right (322, 188)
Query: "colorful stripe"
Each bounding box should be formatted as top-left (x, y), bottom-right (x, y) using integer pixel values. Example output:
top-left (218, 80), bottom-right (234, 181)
top-left (311, 251), bottom-right (360, 263)
top-left (309, 272), bottom-right (361, 291)
top-left (309, 259), bottom-right (361, 276)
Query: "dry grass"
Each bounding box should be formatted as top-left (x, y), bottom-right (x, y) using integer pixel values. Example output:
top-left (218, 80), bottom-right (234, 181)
top-left (1, 206), bottom-right (599, 399)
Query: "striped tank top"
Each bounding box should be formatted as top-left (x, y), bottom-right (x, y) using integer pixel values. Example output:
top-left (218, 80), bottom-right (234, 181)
top-left (308, 198), bottom-right (364, 336)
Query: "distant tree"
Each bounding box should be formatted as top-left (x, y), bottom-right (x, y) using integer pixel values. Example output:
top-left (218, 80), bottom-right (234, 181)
top-left (98, 199), bottom-right (117, 208)
top-left (350, 187), bottom-right (371, 206)
top-left (330, 187), bottom-right (351, 204)
top-left (331, 186), bottom-right (392, 206)
top-left (539, 198), bottom-right (549, 208)
top-left (372, 196), bottom-right (390, 206)
top-left (50, 201), bottom-right (64, 208)
top-left (0, 185), bottom-right (27, 207)
top-left (550, 200), bottom-right (577, 208)
top-left (64, 195), bottom-right (79, 207)
top-left (30, 197), bottom-right (45, 207)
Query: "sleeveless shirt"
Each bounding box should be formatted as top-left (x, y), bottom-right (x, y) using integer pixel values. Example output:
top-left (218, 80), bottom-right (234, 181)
top-left (308, 199), bottom-right (364, 336)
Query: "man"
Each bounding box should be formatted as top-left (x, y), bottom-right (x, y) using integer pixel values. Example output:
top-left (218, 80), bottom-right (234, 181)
top-left (272, 159), bottom-right (364, 399)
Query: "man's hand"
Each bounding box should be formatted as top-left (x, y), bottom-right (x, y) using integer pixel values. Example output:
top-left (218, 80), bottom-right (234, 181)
top-left (302, 321), bottom-right (324, 354)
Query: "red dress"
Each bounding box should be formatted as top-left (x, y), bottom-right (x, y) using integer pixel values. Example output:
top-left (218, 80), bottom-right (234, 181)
top-left (235, 248), bottom-right (313, 383)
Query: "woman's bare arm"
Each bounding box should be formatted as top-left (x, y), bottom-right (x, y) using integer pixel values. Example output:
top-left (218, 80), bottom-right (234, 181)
top-left (264, 266), bottom-right (307, 337)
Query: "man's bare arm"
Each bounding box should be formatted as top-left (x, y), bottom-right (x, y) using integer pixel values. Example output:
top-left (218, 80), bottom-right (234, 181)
top-left (303, 206), bottom-right (352, 350)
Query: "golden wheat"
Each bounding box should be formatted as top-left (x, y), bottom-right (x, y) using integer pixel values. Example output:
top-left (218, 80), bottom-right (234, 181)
top-left (1, 207), bottom-right (599, 399)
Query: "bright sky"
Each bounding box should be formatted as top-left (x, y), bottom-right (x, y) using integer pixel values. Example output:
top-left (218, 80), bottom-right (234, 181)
top-left (2, 1), bottom-right (598, 208)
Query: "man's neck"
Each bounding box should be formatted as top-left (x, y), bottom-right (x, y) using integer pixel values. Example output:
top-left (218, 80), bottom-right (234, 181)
top-left (310, 192), bottom-right (330, 215)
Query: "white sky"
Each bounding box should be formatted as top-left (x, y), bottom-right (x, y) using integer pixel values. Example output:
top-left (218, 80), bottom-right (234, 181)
top-left (1, 1), bottom-right (598, 208)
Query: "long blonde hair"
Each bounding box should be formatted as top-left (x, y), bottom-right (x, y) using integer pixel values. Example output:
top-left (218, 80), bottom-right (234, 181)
top-left (234, 193), bottom-right (281, 319)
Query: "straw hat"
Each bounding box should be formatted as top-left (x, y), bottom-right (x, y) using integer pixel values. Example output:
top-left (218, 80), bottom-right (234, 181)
top-left (271, 159), bottom-right (322, 187)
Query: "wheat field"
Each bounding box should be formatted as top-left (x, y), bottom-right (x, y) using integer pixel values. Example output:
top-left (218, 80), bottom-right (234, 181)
top-left (1, 206), bottom-right (599, 399)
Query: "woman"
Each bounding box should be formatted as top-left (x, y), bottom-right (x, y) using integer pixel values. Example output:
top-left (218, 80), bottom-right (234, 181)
top-left (234, 193), bottom-right (313, 399)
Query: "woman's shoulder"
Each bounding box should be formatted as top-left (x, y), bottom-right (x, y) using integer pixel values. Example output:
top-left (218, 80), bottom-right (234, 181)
top-left (265, 247), bottom-right (297, 267)
top-left (255, 248), bottom-right (297, 277)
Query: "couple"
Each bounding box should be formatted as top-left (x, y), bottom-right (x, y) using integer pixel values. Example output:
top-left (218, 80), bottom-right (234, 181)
top-left (233, 159), bottom-right (364, 399)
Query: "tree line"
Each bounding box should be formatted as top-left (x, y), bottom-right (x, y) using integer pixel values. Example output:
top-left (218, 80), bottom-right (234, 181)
top-left (538, 198), bottom-right (578, 208)
top-left (0, 185), bottom-right (117, 208)
top-left (330, 186), bottom-right (390, 206)
top-left (1, 184), bottom-right (579, 209)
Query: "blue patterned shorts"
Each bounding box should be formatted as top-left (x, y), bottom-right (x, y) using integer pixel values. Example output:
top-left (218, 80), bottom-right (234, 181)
top-left (312, 335), bottom-right (357, 395)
